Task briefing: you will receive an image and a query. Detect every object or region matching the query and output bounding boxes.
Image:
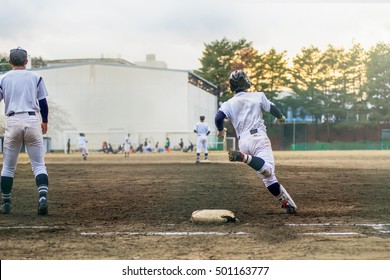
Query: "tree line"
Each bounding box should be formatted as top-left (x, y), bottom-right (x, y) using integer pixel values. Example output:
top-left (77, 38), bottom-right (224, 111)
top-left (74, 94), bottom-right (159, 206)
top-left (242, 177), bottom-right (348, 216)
top-left (2, 39), bottom-right (389, 126)
top-left (194, 38), bottom-right (390, 126)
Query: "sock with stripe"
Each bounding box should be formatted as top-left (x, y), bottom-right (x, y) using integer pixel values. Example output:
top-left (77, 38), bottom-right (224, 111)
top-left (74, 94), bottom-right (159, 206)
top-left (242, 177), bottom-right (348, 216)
top-left (36, 174), bottom-right (49, 200)
top-left (1, 176), bottom-right (13, 204)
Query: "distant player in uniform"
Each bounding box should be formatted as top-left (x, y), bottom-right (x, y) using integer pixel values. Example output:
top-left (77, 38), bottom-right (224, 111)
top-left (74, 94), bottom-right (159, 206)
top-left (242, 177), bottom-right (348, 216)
top-left (194, 114), bottom-right (210, 163)
top-left (124, 133), bottom-right (131, 157)
top-left (215, 70), bottom-right (298, 214)
top-left (78, 132), bottom-right (89, 160)
top-left (0, 47), bottom-right (49, 215)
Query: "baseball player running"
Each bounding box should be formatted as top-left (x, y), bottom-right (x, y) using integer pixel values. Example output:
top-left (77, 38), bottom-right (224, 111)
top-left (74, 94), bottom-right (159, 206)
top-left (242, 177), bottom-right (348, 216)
top-left (0, 47), bottom-right (49, 215)
top-left (194, 114), bottom-right (210, 163)
top-left (124, 133), bottom-right (131, 157)
top-left (78, 133), bottom-right (89, 160)
top-left (215, 70), bottom-right (298, 214)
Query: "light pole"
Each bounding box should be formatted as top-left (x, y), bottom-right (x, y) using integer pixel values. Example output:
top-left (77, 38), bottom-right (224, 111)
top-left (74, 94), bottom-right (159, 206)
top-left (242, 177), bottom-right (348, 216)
top-left (292, 118), bottom-right (296, 151)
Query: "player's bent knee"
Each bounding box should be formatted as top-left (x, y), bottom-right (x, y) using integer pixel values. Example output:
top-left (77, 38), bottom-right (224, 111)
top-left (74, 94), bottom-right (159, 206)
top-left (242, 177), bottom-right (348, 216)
top-left (255, 162), bottom-right (273, 179)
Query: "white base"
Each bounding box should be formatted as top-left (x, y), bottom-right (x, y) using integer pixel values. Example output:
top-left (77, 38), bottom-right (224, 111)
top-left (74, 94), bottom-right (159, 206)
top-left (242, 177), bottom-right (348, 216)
top-left (190, 209), bottom-right (238, 223)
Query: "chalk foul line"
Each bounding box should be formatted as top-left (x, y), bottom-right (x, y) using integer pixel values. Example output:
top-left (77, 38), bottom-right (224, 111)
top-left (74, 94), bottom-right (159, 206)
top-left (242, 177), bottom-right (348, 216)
top-left (286, 223), bottom-right (390, 235)
top-left (80, 231), bottom-right (247, 236)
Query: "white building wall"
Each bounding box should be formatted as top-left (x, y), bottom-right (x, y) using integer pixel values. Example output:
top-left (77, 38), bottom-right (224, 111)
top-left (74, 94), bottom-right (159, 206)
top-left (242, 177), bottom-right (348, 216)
top-left (188, 83), bottom-right (217, 131)
top-left (27, 63), bottom-right (217, 151)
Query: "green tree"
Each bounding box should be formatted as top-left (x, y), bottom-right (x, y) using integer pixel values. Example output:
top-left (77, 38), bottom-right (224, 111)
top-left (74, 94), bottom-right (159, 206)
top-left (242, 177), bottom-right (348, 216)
top-left (31, 56), bottom-right (47, 68)
top-left (343, 43), bottom-right (368, 122)
top-left (322, 45), bottom-right (345, 121)
top-left (0, 55), bottom-right (11, 72)
top-left (254, 48), bottom-right (290, 125)
top-left (289, 46), bottom-right (327, 140)
top-left (257, 48), bottom-right (290, 101)
top-left (365, 42), bottom-right (390, 123)
top-left (195, 37), bottom-right (252, 101)
top-left (257, 48), bottom-right (289, 93)
top-left (290, 46), bottom-right (327, 122)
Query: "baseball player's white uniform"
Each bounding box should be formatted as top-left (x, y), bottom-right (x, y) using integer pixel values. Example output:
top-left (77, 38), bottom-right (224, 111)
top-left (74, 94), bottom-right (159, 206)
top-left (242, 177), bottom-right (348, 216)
top-left (0, 47), bottom-right (49, 215)
top-left (78, 134), bottom-right (89, 160)
top-left (215, 70), bottom-right (297, 214)
top-left (124, 133), bottom-right (131, 157)
top-left (219, 92), bottom-right (277, 185)
top-left (194, 115), bottom-right (210, 163)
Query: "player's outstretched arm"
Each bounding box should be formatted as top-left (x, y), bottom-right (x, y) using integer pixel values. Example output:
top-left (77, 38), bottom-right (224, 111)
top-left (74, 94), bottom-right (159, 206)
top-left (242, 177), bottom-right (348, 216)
top-left (215, 110), bottom-right (227, 139)
top-left (274, 115), bottom-right (286, 124)
top-left (215, 111), bottom-right (226, 130)
top-left (270, 104), bottom-right (286, 124)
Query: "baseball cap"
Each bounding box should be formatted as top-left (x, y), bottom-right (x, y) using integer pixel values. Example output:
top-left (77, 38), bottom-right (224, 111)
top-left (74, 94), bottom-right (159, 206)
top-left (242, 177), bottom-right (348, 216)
top-left (9, 47), bottom-right (28, 66)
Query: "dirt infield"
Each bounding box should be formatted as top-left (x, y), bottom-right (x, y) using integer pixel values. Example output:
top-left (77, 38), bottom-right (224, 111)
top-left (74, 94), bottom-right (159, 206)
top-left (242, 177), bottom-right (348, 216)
top-left (0, 150), bottom-right (389, 260)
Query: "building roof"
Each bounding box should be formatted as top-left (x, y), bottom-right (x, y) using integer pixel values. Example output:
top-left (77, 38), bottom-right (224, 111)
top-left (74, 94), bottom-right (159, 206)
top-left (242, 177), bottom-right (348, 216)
top-left (39, 58), bottom-right (218, 95)
top-left (46, 58), bottom-right (134, 67)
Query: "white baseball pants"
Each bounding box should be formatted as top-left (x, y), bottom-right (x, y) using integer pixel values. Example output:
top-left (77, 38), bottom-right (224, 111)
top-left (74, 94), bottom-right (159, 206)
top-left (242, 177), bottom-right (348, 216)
top-left (196, 135), bottom-right (208, 154)
top-left (1, 113), bottom-right (47, 177)
top-left (238, 134), bottom-right (278, 187)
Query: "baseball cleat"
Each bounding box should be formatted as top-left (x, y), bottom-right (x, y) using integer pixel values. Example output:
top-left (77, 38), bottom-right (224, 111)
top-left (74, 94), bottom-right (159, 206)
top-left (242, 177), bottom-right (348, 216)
top-left (277, 184), bottom-right (298, 214)
top-left (1, 202), bottom-right (12, 214)
top-left (282, 203), bottom-right (298, 214)
top-left (228, 149), bottom-right (244, 162)
top-left (37, 197), bottom-right (48, 215)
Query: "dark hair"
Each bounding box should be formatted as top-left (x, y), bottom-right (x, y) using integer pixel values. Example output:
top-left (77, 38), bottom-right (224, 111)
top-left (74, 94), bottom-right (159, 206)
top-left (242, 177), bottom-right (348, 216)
top-left (9, 48), bottom-right (27, 66)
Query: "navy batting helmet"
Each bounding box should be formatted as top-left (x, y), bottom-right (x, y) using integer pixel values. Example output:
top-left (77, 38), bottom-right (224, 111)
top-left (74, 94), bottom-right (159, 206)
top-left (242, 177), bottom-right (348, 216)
top-left (229, 70), bottom-right (250, 92)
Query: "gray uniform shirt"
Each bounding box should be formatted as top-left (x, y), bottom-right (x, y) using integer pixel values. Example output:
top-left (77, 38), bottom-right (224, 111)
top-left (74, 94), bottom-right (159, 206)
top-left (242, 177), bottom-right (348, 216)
top-left (0, 70), bottom-right (48, 116)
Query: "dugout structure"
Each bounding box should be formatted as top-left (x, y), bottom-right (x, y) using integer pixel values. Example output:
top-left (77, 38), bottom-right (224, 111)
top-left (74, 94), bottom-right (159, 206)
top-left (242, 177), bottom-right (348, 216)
top-left (382, 129), bottom-right (390, 150)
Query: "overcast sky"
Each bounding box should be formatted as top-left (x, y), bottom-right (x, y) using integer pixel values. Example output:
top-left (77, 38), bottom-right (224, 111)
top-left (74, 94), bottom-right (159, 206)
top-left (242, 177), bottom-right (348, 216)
top-left (1, 0), bottom-right (390, 70)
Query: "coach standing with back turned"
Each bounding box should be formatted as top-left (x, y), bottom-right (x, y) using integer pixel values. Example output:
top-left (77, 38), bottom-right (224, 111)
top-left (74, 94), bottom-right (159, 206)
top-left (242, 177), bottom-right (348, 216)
top-left (0, 47), bottom-right (50, 215)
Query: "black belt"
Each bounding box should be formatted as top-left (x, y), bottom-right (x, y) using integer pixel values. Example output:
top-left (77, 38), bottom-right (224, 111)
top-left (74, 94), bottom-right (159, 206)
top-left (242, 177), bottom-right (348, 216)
top-left (8, 112), bottom-right (36, 116)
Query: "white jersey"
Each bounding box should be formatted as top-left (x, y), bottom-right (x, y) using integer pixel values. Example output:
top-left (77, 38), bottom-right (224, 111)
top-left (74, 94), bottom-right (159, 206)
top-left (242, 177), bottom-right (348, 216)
top-left (219, 91), bottom-right (273, 138)
top-left (0, 70), bottom-right (48, 115)
top-left (78, 136), bottom-right (88, 148)
top-left (194, 122), bottom-right (209, 136)
top-left (124, 135), bottom-right (131, 152)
